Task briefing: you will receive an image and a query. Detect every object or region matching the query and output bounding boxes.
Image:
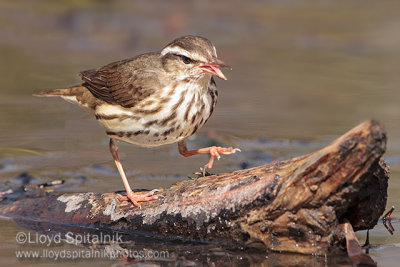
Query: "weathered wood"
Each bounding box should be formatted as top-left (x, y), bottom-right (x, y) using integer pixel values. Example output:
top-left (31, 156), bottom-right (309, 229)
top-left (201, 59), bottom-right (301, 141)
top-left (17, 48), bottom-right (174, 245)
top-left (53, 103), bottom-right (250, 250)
top-left (0, 120), bottom-right (389, 256)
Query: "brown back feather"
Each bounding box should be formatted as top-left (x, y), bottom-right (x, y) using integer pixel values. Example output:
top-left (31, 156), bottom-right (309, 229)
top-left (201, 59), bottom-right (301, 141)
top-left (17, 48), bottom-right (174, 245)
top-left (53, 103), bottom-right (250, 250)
top-left (80, 56), bottom-right (161, 108)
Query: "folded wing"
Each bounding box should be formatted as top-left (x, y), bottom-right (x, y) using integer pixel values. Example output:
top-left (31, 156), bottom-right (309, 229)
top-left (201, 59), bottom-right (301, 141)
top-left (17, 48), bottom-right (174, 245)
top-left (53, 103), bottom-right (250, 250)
top-left (80, 58), bottom-right (159, 108)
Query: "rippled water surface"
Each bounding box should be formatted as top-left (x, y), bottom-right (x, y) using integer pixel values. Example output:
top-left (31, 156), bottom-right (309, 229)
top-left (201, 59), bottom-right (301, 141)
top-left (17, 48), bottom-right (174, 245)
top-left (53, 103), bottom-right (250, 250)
top-left (0, 0), bottom-right (399, 266)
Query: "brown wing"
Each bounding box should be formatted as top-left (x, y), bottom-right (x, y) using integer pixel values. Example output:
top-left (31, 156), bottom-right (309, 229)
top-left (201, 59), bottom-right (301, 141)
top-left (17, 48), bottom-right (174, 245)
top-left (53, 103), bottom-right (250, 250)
top-left (80, 57), bottom-right (159, 108)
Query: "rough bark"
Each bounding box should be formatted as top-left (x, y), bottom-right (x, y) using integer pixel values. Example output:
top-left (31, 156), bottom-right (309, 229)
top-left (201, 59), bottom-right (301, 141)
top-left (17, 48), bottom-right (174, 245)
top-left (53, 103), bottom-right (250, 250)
top-left (0, 120), bottom-right (389, 256)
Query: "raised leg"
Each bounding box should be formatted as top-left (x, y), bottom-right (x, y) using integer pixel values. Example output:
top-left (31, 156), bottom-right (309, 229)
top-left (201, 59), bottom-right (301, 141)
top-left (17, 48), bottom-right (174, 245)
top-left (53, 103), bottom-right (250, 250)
top-left (109, 139), bottom-right (157, 207)
top-left (178, 139), bottom-right (240, 175)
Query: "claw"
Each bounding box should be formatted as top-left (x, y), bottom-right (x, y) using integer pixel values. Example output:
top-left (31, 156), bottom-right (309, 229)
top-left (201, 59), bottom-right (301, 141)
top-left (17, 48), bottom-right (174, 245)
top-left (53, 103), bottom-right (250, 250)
top-left (119, 190), bottom-right (158, 208)
top-left (202, 146), bottom-right (241, 172)
top-left (178, 141), bottom-right (241, 177)
top-left (219, 147), bottom-right (241, 155)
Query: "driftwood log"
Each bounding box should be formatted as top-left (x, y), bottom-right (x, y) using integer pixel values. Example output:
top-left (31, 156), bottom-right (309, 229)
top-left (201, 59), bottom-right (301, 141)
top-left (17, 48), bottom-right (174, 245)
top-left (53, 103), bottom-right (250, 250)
top-left (0, 120), bottom-right (389, 257)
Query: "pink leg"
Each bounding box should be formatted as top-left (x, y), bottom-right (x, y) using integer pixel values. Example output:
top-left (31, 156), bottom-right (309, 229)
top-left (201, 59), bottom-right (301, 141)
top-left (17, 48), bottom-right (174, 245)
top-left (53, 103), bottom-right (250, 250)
top-left (109, 139), bottom-right (157, 208)
top-left (178, 139), bottom-right (241, 175)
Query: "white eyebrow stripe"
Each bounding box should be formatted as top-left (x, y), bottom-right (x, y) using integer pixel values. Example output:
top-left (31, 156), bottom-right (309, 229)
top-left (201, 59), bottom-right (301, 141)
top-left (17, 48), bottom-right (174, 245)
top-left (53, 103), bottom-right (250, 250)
top-left (161, 46), bottom-right (191, 57)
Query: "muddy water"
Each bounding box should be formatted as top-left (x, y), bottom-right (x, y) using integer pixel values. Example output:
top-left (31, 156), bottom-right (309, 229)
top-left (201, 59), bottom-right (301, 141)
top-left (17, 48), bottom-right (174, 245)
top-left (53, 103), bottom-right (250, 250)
top-left (0, 1), bottom-right (399, 266)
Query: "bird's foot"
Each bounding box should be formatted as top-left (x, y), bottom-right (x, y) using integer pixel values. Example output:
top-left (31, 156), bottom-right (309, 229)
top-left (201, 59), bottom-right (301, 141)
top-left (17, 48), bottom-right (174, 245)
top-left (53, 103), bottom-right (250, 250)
top-left (205, 146), bottom-right (241, 168)
top-left (202, 146), bottom-right (241, 176)
top-left (119, 189), bottom-right (158, 208)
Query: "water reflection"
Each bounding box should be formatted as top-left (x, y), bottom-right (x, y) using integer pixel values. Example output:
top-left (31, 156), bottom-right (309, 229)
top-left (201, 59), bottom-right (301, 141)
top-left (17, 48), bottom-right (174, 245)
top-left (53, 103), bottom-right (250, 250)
top-left (10, 218), bottom-right (351, 266)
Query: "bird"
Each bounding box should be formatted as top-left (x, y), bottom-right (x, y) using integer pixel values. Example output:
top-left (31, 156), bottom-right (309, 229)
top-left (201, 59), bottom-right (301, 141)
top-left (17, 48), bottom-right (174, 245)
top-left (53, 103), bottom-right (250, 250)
top-left (34, 35), bottom-right (240, 207)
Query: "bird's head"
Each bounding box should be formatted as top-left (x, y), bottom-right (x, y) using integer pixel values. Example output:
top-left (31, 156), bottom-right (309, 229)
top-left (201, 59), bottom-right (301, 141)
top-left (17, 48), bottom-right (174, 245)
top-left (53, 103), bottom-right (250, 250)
top-left (160, 35), bottom-right (230, 82)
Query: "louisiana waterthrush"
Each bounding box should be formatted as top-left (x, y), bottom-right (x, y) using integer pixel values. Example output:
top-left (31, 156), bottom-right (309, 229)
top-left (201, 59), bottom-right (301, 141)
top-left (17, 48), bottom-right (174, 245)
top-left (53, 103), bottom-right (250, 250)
top-left (35, 35), bottom-right (240, 207)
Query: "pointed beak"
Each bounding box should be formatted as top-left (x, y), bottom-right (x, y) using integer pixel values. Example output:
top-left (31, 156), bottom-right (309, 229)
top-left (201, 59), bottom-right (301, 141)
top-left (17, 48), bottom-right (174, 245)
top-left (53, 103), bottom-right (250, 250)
top-left (198, 59), bottom-right (231, 80)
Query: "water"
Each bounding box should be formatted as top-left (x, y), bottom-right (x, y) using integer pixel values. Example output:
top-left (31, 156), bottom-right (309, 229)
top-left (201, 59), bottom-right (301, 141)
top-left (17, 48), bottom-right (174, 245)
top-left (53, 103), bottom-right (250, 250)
top-left (0, 0), bottom-right (399, 266)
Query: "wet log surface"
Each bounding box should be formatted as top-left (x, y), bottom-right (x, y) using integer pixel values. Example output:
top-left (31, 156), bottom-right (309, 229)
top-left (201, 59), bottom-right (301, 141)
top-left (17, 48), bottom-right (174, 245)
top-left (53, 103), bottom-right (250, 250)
top-left (0, 120), bottom-right (389, 258)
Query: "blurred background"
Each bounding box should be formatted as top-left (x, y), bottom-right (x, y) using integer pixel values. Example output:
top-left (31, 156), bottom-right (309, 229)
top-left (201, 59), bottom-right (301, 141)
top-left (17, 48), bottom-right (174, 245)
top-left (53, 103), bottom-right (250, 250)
top-left (0, 0), bottom-right (399, 266)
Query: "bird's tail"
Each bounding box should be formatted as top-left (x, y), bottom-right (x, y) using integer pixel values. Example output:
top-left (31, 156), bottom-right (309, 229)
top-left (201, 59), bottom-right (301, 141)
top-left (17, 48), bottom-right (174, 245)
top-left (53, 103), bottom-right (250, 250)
top-left (33, 85), bottom-right (95, 112)
top-left (33, 86), bottom-right (79, 97)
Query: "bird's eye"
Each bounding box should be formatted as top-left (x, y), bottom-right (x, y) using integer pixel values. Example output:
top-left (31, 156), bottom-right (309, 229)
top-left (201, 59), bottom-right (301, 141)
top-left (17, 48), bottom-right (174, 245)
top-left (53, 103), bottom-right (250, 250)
top-left (180, 55), bottom-right (193, 64)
